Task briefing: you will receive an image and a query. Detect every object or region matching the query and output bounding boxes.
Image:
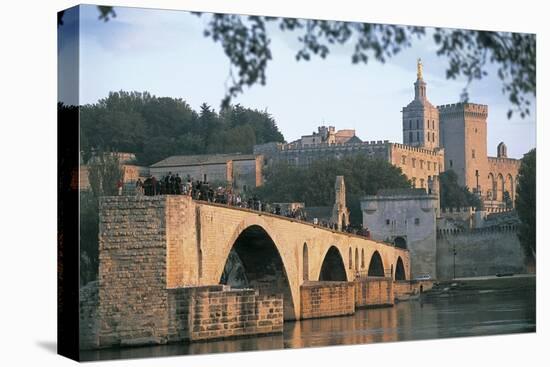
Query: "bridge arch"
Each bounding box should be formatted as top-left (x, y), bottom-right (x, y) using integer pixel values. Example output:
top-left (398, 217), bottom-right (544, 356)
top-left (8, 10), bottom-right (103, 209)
top-left (394, 256), bottom-right (406, 280)
top-left (488, 173), bottom-right (496, 200)
top-left (218, 219), bottom-right (298, 320)
top-left (394, 236), bottom-right (407, 249)
top-left (367, 250), bottom-right (385, 277)
top-left (506, 174), bottom-right (514, 204)
top-left (318, 245), bottom-right (348, 282)
top-left (496, 173), bottom-right (504, 201)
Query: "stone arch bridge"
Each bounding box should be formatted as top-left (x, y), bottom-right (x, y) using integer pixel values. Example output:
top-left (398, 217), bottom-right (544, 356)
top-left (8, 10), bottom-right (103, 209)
top-left (96, 196), bottom-right (410, 347)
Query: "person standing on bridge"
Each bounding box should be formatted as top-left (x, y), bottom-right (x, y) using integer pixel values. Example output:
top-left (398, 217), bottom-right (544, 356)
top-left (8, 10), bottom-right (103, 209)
top-left (117, 179), bottom-right (123, 196)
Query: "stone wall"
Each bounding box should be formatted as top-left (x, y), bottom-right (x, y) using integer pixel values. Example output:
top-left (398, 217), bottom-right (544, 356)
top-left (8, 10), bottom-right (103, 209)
top-left (393, 280), bottom-right (434, 300)
top-left (300, 281), bottom-right (355, 319)
top-left (94, 195), bottom-right (411, 348)
top-left (360, 191), bottom-right (437, 279)
top-left (98, 196), bottom-right (169, 347)
top-left (354, 278), bottom-right (394, 307)
top-left (436, 226), bottom-right (526, 280)
top-left (167, 285), bottom-right (283, 342)
top-left (389, 143), bottom-right (444, 189)
top-left (79, 281), bottom-right (99, 349)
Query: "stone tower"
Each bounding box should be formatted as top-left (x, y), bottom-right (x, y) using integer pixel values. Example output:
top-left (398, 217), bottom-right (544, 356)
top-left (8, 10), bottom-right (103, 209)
top-left (497, 142), bottom-right (508, 158)
top-left (428, 175), bottom-right (441, 217)
top-left (438, 103), bottom-right (489, 192)
top-left (332, 176), bottom-right (350, 231)
top-left (402, 58), bottom-right (440, 149)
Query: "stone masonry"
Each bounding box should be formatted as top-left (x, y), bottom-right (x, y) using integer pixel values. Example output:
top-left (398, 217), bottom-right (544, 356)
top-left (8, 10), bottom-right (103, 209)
top-left (300, 281), bottom-right (355, 319)
top-left (167, 285), bottom-right (283, 342)
top-left (94, 195), bottom-right (410, 348)
top-left (354, 278), bottom-right (394, 308)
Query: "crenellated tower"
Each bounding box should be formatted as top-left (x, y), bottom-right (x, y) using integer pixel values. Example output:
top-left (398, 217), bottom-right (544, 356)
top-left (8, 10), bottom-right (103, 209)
top-left (438, 102), bottom-right (488, 192)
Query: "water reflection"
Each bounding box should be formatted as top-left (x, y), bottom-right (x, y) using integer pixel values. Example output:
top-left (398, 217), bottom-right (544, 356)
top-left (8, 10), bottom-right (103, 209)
top-left (81, 285), bottom-right (535, 362)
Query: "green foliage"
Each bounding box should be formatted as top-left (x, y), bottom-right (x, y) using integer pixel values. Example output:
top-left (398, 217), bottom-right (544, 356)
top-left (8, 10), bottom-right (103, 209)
top-left (439, 170), bottom-right (481, 209)
top-left (80, 150), bottom-right (123, 285)
top-left (80, 91), bottom-right (285, 166)
top-left (87, 151), bottom-right (123, 196)
top-left (80, 192), bottom-right (99, 286)
top-left (195, 13), bottom-right (535, 117)
top-left (255, 155), bottom-right (410, 225)
top-left (59, 7), bottom-right (536, 116)
top-left (516, 148), bottom-right (536, 260)
top-left (503, 191), bottom-right (513, 209)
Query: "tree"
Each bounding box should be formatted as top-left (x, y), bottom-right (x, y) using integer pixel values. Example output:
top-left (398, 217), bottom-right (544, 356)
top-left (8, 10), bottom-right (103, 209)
top-left (87, 152), bottom-right (124, 196)
top-left (199, 15), bottom-right (534, 117)
top-left (59, 7), bottom-right (535, 117)
top-left (516, 148), bottom-right (536, 261)
top-left (255, 154), bottom-right (410, 225)
top-left (80, 93), bottom-right (285, 165)
top-left (80, 151), bottom-right (124, 285)
top-left (503, 191), bottom-right (513, 210)
top-left (439, 170), bottom-right (481, 209)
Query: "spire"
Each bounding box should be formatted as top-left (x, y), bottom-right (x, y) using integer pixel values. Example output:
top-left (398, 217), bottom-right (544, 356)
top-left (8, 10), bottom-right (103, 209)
top-left (417, 58), bottom-right (423, 80)
top-left (414, 58), bottom-right (427, 100)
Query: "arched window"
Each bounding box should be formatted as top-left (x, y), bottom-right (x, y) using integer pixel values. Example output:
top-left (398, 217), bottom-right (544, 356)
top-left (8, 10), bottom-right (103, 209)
top-left (361, 249), bottom-right (365, 269)
top-left (355, 248), bottom-right (359, 271)
top-left (348, 247), bottom-right (352, 270)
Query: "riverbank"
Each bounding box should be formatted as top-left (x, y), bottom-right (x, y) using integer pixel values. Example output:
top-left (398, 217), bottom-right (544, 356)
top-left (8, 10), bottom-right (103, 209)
top-left (424, 273), bottom-right (535, 299)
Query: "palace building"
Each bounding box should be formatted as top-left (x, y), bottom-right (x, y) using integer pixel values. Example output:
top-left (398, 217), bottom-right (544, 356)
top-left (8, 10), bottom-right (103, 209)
top-left (254, 59), bottom-right (522, 209)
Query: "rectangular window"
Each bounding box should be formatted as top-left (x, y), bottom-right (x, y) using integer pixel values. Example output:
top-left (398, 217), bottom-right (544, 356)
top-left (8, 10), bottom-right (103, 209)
top-left (427, 161), bottom-right (431, 170)
top-left (402, 155), bottom-right (407, 165)
top-left (450, 159), bottom-right (453, 167)
top-left (386, 219), bottom-right (390, 225)
top-left (472, 149), bottom-right (476, 158)
top-left (415, 218), bottom-right (420, 225)
top-left (420, 160), bottom-right (424, 169)
top-left (412, 158), bottom-right (416, 168)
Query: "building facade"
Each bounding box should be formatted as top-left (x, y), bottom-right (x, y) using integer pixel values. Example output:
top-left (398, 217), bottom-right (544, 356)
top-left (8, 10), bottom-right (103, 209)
top-left (255, 58), bottom-right (522, 209)
top-left (150, 153), bottom-right (263, 192)
top-left (360, 188), bottom-right (439, 279)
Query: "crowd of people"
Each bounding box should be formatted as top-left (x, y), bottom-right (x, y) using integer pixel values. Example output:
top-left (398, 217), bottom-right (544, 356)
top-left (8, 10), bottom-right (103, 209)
top-left (130, 172), bottom-right (369, 238)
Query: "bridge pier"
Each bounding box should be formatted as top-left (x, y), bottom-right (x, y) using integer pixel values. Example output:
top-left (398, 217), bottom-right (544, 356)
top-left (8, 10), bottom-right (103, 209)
top-left (92, 195), bottom-right (412, 348)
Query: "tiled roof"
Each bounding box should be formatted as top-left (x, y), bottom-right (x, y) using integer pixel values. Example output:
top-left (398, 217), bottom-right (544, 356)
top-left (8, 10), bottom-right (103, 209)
top-left (151, 153), bottom-right (257, 168)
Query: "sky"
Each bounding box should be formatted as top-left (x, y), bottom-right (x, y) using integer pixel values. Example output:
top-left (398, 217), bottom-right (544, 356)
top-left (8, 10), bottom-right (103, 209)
top-left (71, 4), bottom-right (536, 159)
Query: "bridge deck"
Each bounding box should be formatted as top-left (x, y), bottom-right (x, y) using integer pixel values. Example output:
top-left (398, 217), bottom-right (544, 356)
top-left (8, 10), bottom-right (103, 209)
top-left (194, 198), bottom-right (407, 251)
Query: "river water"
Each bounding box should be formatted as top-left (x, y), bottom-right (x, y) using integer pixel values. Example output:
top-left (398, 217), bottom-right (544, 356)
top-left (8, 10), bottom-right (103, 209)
top-left (81, 278), bottom-right (535, 361)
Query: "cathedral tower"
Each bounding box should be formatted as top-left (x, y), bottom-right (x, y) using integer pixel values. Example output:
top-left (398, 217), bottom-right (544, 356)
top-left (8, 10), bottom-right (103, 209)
top-left (402, 59), bottom-right (440, 150)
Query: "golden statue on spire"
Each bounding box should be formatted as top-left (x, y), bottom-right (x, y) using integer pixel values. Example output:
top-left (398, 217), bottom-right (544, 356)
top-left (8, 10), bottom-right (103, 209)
top-left (417, 58), bottom-right (423, 79)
